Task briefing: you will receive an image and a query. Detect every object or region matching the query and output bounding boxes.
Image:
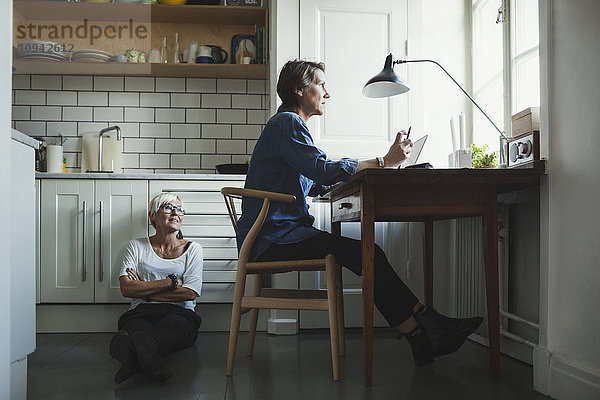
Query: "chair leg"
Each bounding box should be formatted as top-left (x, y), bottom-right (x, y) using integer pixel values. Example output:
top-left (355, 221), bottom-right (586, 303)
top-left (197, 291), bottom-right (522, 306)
top-left (335, 264), bottom-right (346, 357)
top-left (227, 268), bottom-right (247, 376)
top-left (248, 273), bottom-right (262, 357)
top-left (325, 254), bottom-right (340, 381)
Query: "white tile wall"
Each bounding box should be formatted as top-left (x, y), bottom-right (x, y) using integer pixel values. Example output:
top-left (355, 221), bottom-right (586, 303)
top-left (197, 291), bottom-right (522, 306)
top-left (13, 75), bottom-right (268, 173)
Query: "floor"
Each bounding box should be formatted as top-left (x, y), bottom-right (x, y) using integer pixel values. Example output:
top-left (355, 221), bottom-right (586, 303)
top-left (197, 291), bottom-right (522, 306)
top-left (27, 330), bottom-right (549, 400)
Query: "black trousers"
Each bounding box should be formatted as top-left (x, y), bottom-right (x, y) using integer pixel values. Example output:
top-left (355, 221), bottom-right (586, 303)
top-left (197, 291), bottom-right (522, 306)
top-left (118, 303), bottom-right (202, 356)
top-left (257, 231), bottom-right (419, 327)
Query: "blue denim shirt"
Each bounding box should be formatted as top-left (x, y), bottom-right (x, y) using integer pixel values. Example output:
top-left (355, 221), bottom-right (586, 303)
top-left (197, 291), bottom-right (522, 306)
top-left (237, 107), bottom-right (358, 261)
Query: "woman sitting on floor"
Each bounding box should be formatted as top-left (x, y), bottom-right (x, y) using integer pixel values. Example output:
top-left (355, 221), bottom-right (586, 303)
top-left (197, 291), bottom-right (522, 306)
top-left (109, 193), bottom-right (203, 383)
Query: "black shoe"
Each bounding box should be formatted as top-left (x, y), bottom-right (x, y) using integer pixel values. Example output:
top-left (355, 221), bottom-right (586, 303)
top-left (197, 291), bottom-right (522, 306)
top-left (131, 331), bottom-right (173, 382)
top-left (397, 327), bottom-right (434, 366)
top-left (109, 330), bottom-right (138, 384)
top-left (414, 306), bottom-right (483, 358)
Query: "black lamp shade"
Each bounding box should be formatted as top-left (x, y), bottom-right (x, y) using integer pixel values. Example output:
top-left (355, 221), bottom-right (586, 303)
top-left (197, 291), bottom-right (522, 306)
top-left (362, 54), bottom-right (410, 98)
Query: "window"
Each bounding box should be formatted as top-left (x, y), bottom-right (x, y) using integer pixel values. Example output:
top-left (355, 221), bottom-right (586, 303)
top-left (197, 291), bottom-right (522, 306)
top-left (471, 0), bottom-right (540, 152)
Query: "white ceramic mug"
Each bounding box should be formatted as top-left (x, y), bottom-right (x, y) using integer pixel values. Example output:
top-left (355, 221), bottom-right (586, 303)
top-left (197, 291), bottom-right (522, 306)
top-left (242, 56), bottom-right (252, 64)
top-left (197, 45), bottom-right (212, 57)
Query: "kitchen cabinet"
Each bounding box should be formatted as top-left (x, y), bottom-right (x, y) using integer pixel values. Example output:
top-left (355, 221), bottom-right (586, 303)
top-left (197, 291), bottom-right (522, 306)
top-left (149, 178), bottom-right (244, 303)
top-left (39, 179), bottom-right (147, 303)
top-left (12, 1), bottom-right (268, 79)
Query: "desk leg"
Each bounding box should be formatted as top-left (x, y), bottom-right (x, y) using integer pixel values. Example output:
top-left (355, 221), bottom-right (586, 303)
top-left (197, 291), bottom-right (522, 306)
top-left (483, 189), bottom-right (501, 377)
top-left (360, 185), bottom-right (375, 386)
top-left (423, 220), bottom-right (434, 307)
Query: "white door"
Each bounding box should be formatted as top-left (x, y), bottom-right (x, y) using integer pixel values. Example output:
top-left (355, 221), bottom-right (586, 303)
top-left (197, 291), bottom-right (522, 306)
top-left (299, 0), bottom-right (409, 328)
top-left (94, 180), bottom-right (148, 303)
top-left (40, 179), bottom-right (95, 302)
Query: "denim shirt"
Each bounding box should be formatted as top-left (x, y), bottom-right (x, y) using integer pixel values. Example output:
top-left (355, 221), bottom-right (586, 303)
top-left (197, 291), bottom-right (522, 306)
top-left (237, 107), bottom-right (358, 261)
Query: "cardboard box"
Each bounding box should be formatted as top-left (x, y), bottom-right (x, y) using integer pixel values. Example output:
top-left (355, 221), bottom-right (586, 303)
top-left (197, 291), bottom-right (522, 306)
top-left (511, 107), bottom-right (540, 137)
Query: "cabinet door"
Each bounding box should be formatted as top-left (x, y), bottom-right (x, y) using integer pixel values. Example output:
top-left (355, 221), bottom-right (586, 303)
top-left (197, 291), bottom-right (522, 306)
top-left (40, 179), bottom-right (95, 302)
top-left (94, 180), bottom-right (148, 303)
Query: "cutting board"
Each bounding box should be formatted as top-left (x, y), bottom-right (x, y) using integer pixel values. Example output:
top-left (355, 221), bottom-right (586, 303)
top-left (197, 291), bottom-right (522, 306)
top-left (80, 131), bottom-right (123, 173)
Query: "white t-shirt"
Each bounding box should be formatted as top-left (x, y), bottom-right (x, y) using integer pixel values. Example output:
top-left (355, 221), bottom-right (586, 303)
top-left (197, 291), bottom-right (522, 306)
top-left (119, 238), bottom-right (203, 311)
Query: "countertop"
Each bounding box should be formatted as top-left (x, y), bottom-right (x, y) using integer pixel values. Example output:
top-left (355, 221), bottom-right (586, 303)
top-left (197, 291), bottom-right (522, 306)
top-left (35, 172), bottom-right (246, 180)
top-left (11, 129), bottom-right (40, 149)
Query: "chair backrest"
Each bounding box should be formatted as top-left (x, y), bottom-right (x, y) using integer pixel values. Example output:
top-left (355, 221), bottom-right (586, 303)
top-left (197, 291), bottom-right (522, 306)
top-left (221, 187), bottom-right (296, 265)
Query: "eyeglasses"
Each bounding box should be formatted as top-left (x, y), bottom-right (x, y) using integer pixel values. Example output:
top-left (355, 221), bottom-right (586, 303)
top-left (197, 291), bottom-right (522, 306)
top-left (162, 203), bottom-right (186, 216)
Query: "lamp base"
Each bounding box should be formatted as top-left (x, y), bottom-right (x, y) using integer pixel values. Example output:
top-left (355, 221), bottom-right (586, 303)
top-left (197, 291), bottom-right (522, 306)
top-left (448, 150), bottom-right (472, 168)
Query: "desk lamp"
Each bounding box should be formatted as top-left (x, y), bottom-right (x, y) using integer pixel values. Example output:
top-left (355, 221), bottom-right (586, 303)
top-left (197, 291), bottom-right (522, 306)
top-left (363, 54), bottom-right (509, 164)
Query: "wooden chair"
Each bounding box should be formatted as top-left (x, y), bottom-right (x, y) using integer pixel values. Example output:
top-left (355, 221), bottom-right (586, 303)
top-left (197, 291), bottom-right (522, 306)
top-left (221, 187), bottom-right (345, 380)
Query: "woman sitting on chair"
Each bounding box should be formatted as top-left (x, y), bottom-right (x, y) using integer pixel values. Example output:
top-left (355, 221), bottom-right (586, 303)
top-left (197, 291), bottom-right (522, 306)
top-left (109, 193), bottom-right (203, 383)
top-left (237, 59), bottom-right (482, 367)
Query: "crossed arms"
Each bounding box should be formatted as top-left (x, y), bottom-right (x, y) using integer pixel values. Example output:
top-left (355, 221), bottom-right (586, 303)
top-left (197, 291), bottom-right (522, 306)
top-left (119, 268), bottom-right (197, 302)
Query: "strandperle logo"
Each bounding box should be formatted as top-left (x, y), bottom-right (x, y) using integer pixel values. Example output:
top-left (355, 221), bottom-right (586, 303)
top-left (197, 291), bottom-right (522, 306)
top-left (15, 19), bottom-right (149, 46)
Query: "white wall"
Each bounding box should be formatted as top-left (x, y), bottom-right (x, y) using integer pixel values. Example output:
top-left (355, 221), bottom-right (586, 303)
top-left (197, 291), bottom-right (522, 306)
top-left (1, 0), bottom-right (13, 397)
top-left (535, 0), bottom-right (600, 398)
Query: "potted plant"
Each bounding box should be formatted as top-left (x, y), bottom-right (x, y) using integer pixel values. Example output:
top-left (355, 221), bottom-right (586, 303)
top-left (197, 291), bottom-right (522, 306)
top-left (470, 144), bottom-right (498, 168)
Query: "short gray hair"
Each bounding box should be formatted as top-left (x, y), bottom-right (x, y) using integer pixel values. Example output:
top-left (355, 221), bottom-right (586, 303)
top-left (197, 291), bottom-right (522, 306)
top-left (148, 192), bottom-right (183, 227)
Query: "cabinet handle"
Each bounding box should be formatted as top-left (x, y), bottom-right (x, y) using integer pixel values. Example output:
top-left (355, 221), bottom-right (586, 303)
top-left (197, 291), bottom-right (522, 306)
top-left (99, 200), bottom-right (104, 282)
top-left (338, 202), bottom-right (352, 210)
top-left (82, 201), bottom-right (87, 282)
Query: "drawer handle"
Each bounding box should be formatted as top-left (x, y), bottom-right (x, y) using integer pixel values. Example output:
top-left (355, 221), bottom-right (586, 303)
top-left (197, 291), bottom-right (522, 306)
top-left (338, 202), bottom-right (352, 210)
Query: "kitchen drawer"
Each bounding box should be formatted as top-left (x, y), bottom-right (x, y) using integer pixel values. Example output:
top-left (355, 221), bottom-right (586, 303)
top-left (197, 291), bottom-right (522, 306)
top-left (331, 191), bottom-right (361, 222)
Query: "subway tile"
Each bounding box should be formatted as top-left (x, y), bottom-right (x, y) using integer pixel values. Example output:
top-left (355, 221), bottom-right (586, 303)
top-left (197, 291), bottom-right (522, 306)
top-left (78, 122), bottom-right (109, 136)
top-left (12, 75), bottom-right (30, 90)
top-left (14, 90), bottom-right (45, 105)
top-left (262, 94), bottom-right (270, 109)
top-left (186, 139), bottom-right (215, 153)
top-left (140, 93), bottom-right (170, 107)
top-left (125, 77), bottom-right (154, 92)
top-left (202, 94), bottom-right (231, 108)
top-left (201, 154), bottom-right (231, 169)
top-left (124, 138), bottom-right (154, 153)
top-left (217, 79), bottom-right (246, 93)
top-left (63, 106), bottom-right (93, 121)
top-left (31, 106), bottom-right (61, 121)
top-left (123, 168), bottom-right (154, 174)
top-left (202, 124), bottom-right (231, 139)
top-left (121, 153), bottom-right (140, 169)
top-left (155, 138), bottom-right (185, 153)
top-left (217, 139), bottom-right (246, 154)
top-left (186, 109), bottom-right (215, 123)
top-left (186, 78), bottom-right (216, 93)
top-left (232, 155), bottom-right (250, 163)
top-left (156, 108), bottom-right (185, 123)
top-left (31, 75), bottom-right (61, 90)
top-left (63, 76), bottom-right (93, 91)
top-left (156, 77), bottom-right (185, 93)
top-left (47, 91), bottom-right (78, 106)
top-left (94, 76), bottom-right (124, 91)
top-left (140, 154), bottom-right (170, 169)
top-left (111, 122), bottom-right (139, 138)
top-left (47, 121), bottom-right (78, 136)
top-left (12, 105), bottom-right (30, 120)
top-left (171, 124), bottom-right (200, 138)
top-left (247, 140), bottom-right (257, 154)
top-left (62, 137), bottom-right (81, 152)
top-left (171, 154), bottom-right (201, 169)
top-left (109, 92), bottom-right (139, 107)
top-left (78, 92), bottom-right (108, 106)
top-left (171, 93), bottom-right (200, 108)
top-left (155, 169), bottom-right (184, 174)
top-left (64, 152), bottom-right (78, 169)
top-left (247, 79), bottom-right (267, 94)
top-left (217, 109), bottom-right (246, 124)
top-left (232, 125), bottom-right (261, 139)
top-left (140, 123), bottom-right (170, 138)
top-left (232, 94), bottom-right (262, 109)
top-left (247, 109), bottom-right (268, 124)
top-left (125, 108), bottom-right (154, 122)
top-left (15, 121), bottom-right (45, 136)
top-left (94, 107), bottom-right (124, 122)
top-left (184, 169), bottom-right (214, 174)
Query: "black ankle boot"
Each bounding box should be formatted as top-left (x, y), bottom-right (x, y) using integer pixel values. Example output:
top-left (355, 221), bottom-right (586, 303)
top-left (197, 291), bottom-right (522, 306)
top-left (109, 330), bottom-right (139, 384)
top-left (131, 331), bottom-right (173, 382)
top-left (397, 326), bottom-right (434, 366)
top-left (414, 306), bottom-right (483, 358)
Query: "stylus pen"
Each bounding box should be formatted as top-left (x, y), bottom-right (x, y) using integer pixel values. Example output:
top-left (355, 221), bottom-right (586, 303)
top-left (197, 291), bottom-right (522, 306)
top-left (407, 126), bottom-right (412, 139)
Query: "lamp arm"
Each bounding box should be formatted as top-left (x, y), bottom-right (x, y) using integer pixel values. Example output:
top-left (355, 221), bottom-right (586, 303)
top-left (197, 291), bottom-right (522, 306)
top-left (396, 59), bottom-right (508, 141)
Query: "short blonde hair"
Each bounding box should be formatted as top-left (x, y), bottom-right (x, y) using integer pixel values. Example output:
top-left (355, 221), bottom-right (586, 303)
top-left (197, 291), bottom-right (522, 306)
top-left (148, 192), bottom-right (183, 228)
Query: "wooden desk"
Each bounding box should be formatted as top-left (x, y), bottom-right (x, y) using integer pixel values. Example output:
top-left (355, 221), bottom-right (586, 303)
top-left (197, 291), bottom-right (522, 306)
top-left (329, 166), bottom-right (544, 385)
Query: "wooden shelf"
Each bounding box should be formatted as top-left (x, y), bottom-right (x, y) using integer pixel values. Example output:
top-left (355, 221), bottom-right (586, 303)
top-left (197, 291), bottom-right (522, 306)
top-left (14, 1), bottom-right (267, 25)
top-left (13, 59), bottom-right (268, 79)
